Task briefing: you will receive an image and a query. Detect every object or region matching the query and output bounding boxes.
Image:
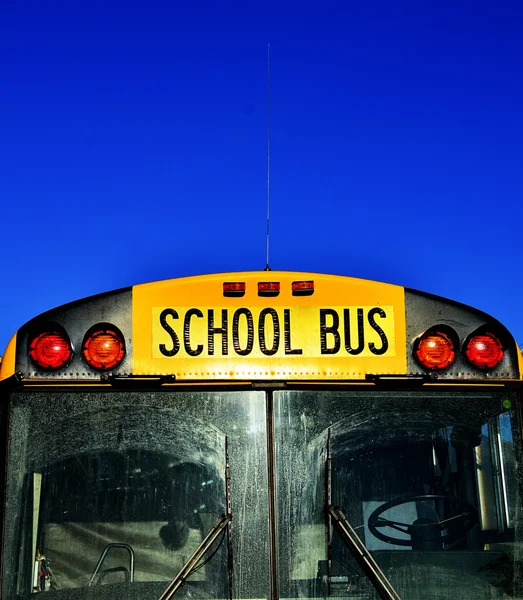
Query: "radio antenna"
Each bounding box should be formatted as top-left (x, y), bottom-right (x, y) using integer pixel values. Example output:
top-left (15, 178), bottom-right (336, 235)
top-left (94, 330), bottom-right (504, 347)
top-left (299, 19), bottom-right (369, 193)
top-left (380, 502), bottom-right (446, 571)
top-left (265, 42), bottom-right (271, 271)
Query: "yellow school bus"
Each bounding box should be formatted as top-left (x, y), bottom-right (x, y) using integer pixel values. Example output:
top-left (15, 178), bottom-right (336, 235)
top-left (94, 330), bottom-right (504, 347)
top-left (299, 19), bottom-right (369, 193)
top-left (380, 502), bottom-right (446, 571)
top-left (1, 271), bottom-right (522, 600)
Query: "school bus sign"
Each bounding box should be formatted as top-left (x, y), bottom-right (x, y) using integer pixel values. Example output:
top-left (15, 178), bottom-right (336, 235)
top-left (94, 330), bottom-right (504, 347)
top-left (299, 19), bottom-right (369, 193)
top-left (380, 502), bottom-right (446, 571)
top-left (151, 305), bottom-right (395, 360)
top-left (131, 271), bottom-right (407, 380)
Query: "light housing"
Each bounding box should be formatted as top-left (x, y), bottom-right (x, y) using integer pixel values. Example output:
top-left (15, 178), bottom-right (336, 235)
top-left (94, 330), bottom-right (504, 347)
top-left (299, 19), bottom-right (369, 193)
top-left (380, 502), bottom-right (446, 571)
top-left (464, 330), bottom-right (504, 370)
top-left (258, 282), bottom-right (280, 297)
top-left (82, 324), bottom-right (126, 370)
top-left (29, 327), bottom-right (73, 370)
top-left (414, 327), bottom-right (457, 371)
top-left (223, 282), bottom-right (246, 298)
top-left (292, 280), bottom-right (315, 296)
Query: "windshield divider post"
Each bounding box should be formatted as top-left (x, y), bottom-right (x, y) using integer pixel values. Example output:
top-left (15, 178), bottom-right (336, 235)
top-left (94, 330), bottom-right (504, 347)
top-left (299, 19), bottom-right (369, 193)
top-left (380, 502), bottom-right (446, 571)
top-left (326, 427), bottom-right (332, 597)
top-left (265, 390), bottom-right (280, 600)
top-left (328, 505), bottom-right (402, 600)
top-left (225, 436), bottom-right (233, 600)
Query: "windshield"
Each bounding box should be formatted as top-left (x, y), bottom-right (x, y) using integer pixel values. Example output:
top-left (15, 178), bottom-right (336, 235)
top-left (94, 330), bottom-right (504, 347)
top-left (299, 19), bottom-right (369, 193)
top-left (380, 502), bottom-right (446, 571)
top-left (2, 389), bottom-right (523, 600)
top-left (274, 390), bottom-right (523, 600)
top-left (2, 391), bottom-right (269, 600)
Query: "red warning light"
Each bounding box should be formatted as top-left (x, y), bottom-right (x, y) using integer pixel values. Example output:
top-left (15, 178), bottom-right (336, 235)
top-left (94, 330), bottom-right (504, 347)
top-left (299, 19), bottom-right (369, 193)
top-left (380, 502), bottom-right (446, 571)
top-left (464, 332), bottom-right (504, 369)
top-left (414, 329), bottom-right (456, 370)
top-left (29, 330), bottom-right (73, 370)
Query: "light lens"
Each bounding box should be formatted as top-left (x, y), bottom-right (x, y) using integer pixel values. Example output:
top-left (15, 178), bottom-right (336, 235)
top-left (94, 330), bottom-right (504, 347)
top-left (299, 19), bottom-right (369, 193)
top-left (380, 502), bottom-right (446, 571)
top-left (82, 326), bottom-right (125, 370)
top-left (29, 330), bottom-right (72, 370)
top-left (223, 282), bottom-right (245, 293)
top-left (414, 330), bottom-right (455, 370)
top-left (223, 282), bottom-right (246, 297)
top-left (292, 280), bottom-right (314, 293)
top-left (258, 282), bottom-right (280, 294)
top-left (465, 332), bottom-right (504, 369)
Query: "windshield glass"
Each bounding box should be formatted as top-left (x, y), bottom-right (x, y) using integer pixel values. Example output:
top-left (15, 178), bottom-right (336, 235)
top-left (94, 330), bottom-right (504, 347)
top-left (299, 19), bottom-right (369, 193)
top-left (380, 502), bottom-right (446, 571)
top-left (2, 391), bottom-right (269, 600)
top-left (274, 390), bottom-right (523, 600)
top-left (3, 388), bottom-right (523, 600)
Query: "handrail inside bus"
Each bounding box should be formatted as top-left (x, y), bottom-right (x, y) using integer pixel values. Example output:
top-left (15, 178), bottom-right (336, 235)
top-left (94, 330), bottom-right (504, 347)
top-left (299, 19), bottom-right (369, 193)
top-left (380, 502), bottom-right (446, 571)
top-left (88, 543), bottom-right (135, 587)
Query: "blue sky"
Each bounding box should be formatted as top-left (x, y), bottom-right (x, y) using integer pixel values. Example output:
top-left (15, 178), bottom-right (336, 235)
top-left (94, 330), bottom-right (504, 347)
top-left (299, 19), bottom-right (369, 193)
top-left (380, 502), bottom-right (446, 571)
top-left (1, 1), bottom-right (523, 352)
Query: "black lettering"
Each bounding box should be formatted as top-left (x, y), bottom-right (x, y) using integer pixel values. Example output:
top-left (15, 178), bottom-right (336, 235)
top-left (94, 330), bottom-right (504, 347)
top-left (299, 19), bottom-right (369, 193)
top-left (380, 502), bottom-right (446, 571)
top-left (232, 308), bottom-right (254, 356)
top-left (159, 308), bottom-right (180, 357)
top-left (184, 308), bottom-right (204, 356)
top-left (320, 309), bottom-right (340, 354)
top-left (259, 308), bottom-right (280, 356)
top-left (208, 309), bottom-right (228, 356)
top-left (368, 307), bottom-right (389, 355)
top-left (344, 308), bottom-right (364, 355)
top-left (284, 309), bottom-right (302, 355)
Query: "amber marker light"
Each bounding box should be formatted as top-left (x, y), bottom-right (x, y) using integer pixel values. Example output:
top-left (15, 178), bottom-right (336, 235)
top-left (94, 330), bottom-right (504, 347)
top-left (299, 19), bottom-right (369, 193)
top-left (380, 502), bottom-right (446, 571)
top-left (292, 280), bottom-right (315, 296)
top-left (29, 329), bottom-right (73, 370)
top-left (258, 282), bottom-right (280, 297)
top-left (82, 325), bottom-right (125, 370)
top-left (414, 329), bottom-right (456, 370)
top-left (223, 282), bottom-right (246, 297)
top-left (464, 331), bottom-right (504, 369)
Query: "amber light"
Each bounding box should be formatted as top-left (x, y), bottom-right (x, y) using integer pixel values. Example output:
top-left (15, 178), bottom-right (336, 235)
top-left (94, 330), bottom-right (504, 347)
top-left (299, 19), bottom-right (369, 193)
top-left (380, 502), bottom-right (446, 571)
top-left (464, 332), bottom-right (504, 369)
top-left (223, 282), bottom-right (246, 297)
top-left (414, 330), bottom-right (456, 370)
top-left (292, 280), bottom-right (314, 296)
top-left (29, 330), bottom-right (72, 370)
top-left (82, 325), bottom-right (125, 370)
top-left (258, 282), bottom-right (280, 297)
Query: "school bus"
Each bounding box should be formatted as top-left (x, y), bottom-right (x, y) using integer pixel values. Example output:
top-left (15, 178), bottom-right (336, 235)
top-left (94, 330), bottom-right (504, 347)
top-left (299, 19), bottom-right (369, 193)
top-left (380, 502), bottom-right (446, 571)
top-left (0, 271), bottom-right (522, 600)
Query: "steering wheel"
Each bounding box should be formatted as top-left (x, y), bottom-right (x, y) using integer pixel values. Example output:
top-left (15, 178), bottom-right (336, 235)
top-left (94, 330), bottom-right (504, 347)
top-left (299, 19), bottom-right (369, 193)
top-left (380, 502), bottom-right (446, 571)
top-left (367, 494), bottom-right (479, 549)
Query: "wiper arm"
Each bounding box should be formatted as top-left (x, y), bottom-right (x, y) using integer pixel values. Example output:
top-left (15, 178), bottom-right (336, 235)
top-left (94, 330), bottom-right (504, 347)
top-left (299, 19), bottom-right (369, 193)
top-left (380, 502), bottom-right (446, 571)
top-left (328, 505), bottom-right (401, 600)
top-left (159, 513), bottom-right (231, 600)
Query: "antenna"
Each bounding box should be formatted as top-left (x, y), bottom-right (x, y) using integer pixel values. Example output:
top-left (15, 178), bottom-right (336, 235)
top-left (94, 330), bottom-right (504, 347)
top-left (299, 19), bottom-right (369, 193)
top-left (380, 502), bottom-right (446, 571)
top-left (265, 42), bottom-right (271, 271)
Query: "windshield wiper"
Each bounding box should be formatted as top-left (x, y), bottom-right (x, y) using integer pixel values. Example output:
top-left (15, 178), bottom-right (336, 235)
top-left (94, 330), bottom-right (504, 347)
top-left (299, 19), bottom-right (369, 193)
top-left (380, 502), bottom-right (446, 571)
top-left (159, 513), bottom-right (232, 600)
top-left (328, 505), bottom-right (401, 600)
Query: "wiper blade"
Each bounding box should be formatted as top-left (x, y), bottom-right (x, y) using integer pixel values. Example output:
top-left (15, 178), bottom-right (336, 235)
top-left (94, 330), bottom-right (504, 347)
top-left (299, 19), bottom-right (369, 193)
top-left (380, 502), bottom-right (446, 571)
top-left (159, 513), bottom-right (232, 600)
top-left (328, 505), bottom-right (401, 600)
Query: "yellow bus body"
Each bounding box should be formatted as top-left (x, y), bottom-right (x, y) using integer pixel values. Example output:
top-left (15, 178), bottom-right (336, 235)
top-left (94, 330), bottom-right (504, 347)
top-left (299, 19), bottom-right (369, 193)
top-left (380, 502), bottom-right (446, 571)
top-left (0, 271), bottom-right (520, 383)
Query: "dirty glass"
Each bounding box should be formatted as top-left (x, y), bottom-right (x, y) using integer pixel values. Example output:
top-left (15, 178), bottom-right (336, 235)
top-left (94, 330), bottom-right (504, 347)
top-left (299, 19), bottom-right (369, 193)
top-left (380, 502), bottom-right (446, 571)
top-left (274, 390), bottom-right (523, 600)
top-left (2, 391), bottom-right (269, 600)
